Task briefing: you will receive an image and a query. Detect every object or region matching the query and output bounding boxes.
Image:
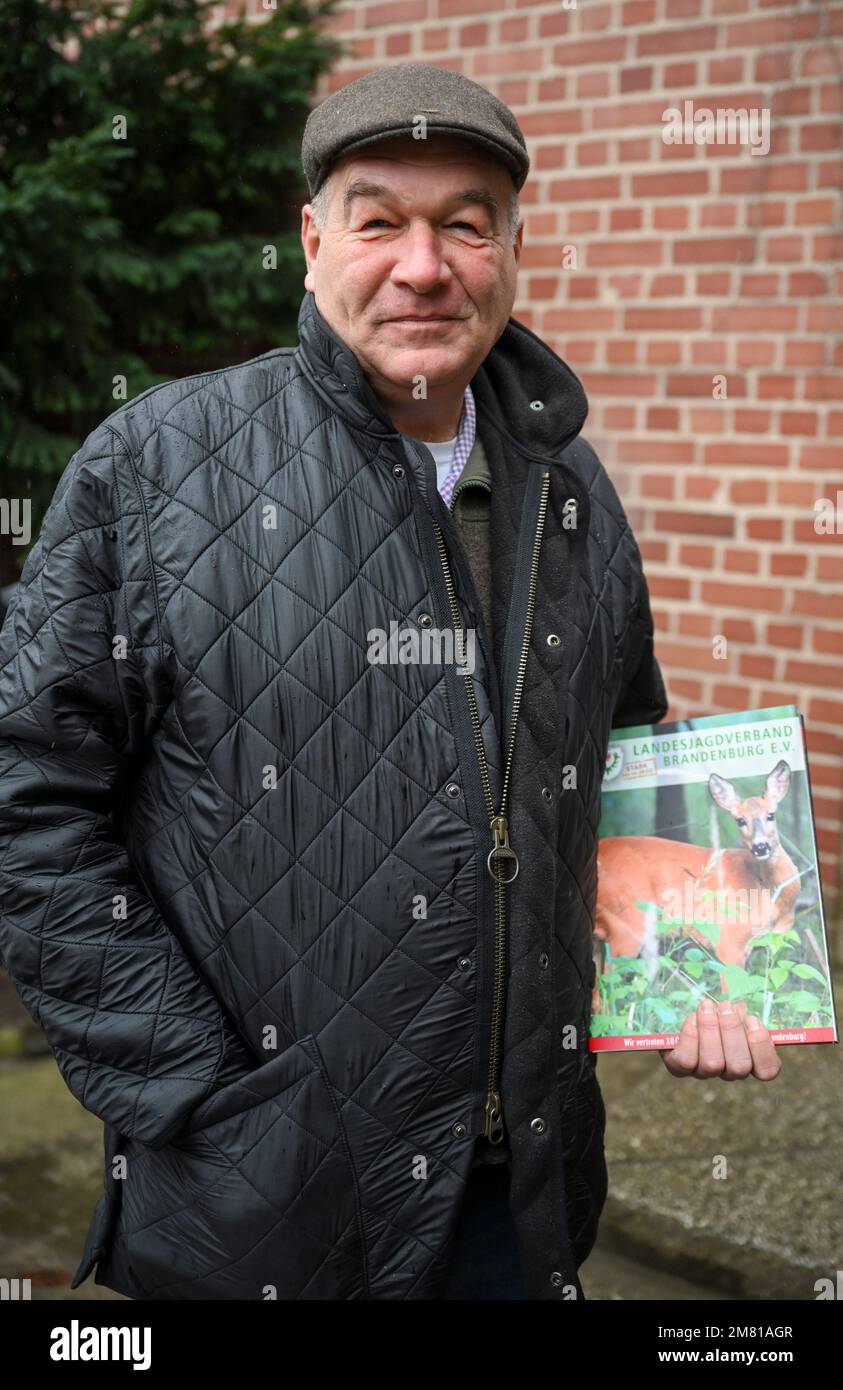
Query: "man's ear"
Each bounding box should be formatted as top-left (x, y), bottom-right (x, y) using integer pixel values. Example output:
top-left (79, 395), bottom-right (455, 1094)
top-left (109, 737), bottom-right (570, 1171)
top-left (513, 218), bottom-right (524, 266)
top-left (301, 204), bottom-right (319, 290)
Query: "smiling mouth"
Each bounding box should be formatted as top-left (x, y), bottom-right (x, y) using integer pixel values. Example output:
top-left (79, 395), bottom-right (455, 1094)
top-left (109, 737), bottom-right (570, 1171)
top-left (385, 316), bottom-right (459, 323)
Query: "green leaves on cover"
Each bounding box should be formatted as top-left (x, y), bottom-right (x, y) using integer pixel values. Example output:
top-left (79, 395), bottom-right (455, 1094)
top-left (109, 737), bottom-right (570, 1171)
top-left (592, 909), bottom-right (834, 1036)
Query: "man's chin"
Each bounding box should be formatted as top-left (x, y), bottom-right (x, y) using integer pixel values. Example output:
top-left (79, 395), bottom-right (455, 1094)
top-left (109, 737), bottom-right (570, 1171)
top-left (368, 340), bottom-right (473, 387)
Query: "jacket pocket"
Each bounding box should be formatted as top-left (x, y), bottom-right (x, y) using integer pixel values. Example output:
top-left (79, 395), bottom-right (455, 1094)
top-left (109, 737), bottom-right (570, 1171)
top-left (69, 1193), bottom-right (116, 1290)
top-left (104, 1035), bottom-right (368, 1300)
top-left (69, 1122), bottom-right (125, 1290)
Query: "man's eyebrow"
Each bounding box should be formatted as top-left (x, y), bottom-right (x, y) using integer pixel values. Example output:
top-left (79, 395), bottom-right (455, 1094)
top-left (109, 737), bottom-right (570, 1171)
top-left (342, 180), bottom-right (501, 228)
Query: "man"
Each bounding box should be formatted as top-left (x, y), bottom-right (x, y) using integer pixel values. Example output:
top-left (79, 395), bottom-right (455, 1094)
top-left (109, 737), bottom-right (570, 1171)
top-left (0, 62), bottom-right (780, 1303)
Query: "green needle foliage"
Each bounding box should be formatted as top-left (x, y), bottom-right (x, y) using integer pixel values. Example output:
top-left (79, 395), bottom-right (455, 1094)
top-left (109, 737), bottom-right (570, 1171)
top-left (1, 0), bottom-right (345, 571)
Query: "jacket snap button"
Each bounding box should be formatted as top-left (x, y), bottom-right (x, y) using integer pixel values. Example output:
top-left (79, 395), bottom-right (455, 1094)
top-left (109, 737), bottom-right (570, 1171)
top-left (550, 1271), bottom-right (564, 1287)
top-left (418, 612), bottom-right (433, 628)
top-left (530, 400), bottom-right (545, 411)
top-left (546, 633), bottom-right (561, 647)
top-left (392, 464), bottom-right (406, 478)
top-left (541, 786), bottom-right (553, 801)
top-left (530, 1117), bottom-right (546, 1134)
top-left (446, 782), bottom-right (461, 798)
top-left (452, 1122), bottom-right (468, 1138)
top-left (538, 952), bottom-right (549, 970)
top-left (457, 956), bottom-right (472, 971)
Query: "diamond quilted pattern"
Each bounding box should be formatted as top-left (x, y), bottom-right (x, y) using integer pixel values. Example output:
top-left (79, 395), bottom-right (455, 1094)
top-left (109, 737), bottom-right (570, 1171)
top-left (0, 289), bottom-right (667, 1300)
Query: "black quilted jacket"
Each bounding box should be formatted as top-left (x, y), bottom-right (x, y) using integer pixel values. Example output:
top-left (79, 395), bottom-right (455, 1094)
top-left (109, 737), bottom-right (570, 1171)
top-left (0, 289), bottom-right (667, 1300)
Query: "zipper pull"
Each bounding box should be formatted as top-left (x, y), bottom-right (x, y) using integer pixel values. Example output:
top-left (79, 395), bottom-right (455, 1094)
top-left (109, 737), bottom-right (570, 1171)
top-left (487, 814), bottom-right (519, 882)
top-left (483, 1089), bottom-right (505, 1144)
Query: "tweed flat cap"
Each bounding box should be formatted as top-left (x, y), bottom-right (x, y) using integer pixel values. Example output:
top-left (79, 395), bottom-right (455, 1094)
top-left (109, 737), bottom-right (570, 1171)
top-left (301, 63), bottom-right (530, 200)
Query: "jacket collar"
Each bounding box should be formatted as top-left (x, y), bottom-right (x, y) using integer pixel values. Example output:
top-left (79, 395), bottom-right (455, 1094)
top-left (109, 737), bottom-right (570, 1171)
top-left (294, 290), bottom-right (589, 466)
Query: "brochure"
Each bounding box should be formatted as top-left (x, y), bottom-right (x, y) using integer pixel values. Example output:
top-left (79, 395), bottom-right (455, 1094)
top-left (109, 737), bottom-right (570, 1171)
top-left (590, 705), bottom-right (838, 1052)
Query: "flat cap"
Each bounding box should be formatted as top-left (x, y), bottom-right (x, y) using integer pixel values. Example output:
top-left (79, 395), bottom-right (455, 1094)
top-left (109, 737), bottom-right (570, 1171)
top-left (301, 62), bottom-right (530, 200)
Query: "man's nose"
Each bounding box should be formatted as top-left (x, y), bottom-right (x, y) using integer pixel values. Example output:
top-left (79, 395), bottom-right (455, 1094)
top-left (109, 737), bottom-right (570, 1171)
top-left (390, 224), bottom-right (451, 291)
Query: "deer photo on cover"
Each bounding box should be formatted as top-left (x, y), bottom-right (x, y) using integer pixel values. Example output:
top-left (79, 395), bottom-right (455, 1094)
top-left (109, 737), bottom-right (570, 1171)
top-left (594, 759), bottom-right (801, 1012)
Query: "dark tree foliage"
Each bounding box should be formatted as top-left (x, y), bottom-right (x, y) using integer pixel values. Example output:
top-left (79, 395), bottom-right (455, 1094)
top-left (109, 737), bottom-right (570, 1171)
top-left (0, 0), bottom-right (344, 571)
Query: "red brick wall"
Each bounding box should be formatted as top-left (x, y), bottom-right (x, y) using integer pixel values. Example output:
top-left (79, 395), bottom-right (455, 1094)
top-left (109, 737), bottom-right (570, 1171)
top-left (257, 1), bottom-right (843, 925)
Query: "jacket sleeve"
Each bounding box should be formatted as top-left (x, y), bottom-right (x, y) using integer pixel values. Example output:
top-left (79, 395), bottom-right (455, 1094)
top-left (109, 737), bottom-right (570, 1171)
top-left (0, 421), bottom-right (255, 1148)
top-left (611, 551), bottom-right (669, 730)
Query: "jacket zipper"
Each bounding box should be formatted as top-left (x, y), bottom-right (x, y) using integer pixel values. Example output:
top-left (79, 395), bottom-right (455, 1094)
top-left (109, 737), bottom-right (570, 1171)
top-left (433, 469), bottom-right (552, 1144)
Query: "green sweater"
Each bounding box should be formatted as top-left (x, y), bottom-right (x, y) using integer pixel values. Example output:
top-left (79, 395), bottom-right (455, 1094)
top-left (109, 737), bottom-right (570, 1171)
top-left (450, 431), bottom-right (493, 641)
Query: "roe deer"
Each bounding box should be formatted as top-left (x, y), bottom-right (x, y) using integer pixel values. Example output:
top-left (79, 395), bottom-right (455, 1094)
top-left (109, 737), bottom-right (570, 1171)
top-left (592, 759), bottom-right (800, 1013)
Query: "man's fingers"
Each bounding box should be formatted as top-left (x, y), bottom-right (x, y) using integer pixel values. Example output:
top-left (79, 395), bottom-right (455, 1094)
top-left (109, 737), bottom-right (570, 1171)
top-left (660, 1007), bottom-right (700, 1076)
top-left (715, 1000), bottom-right (753, 1079)
top-left (744, 1010), bottom-right (783, 1080)
top-left (730, 999), bottom-right (782, 1079)
top-left (693, 996), bottom-right (726, 1076)
top-left (660, 997), bottom-right (782, 1081)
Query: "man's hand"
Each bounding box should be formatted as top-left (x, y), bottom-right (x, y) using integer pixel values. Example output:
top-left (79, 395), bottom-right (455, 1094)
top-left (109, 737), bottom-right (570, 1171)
top-left (660, 998), bottom-right (782, 1081)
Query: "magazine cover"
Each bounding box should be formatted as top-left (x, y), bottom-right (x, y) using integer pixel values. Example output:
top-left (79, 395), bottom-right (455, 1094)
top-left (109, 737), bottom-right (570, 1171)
top-left (590, 705), bottom-right (839, 1052)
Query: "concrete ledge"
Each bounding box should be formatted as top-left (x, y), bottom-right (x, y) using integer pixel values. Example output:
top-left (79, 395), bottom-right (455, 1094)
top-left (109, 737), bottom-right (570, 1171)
top-left (595, 1033), bottom-right (842, 1300)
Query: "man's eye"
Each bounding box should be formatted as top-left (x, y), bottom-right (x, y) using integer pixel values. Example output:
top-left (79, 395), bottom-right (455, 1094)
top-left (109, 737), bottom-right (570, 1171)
top-left (360, 219), bottom-right (482, 233)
